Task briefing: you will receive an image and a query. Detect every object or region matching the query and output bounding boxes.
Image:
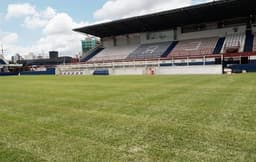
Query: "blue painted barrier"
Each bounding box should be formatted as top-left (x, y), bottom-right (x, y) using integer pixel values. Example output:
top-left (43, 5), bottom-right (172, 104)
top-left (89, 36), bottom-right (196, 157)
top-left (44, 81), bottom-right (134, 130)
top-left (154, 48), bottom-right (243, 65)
top-left (229, 64), bottom-right (256, 73)
top-left (0, 68), bottom-right (55, 76)
top-left (93, 70), bottom-right (109, 75)
top-left (0, 72), bottom-right (19, 76)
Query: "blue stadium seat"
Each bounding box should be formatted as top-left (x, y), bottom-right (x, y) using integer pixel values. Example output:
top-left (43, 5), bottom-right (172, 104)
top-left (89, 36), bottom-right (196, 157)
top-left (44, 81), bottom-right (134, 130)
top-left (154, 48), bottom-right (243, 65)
top-left (127, 42), bottom-right (172, 60)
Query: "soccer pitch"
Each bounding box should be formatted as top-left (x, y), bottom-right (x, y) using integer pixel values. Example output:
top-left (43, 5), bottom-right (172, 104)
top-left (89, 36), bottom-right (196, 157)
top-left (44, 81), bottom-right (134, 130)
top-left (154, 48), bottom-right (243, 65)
top-left (0, 75), bottom-right (255, 162)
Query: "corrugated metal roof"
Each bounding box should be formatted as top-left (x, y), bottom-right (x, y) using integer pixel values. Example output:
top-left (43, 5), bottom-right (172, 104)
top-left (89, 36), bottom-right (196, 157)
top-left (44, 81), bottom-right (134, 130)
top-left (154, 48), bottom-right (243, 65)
top-left (74, 0), bottom-right (256, 37)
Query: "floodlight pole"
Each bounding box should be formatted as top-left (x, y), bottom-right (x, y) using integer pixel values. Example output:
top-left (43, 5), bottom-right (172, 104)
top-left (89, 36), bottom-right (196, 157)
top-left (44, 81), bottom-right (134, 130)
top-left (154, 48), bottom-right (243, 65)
top-left (1, 43), bottom-right (4, 56)
top-left (1, 44), bottom-right (2, 54)
top-left (0, 43), bottom-right (7, 59)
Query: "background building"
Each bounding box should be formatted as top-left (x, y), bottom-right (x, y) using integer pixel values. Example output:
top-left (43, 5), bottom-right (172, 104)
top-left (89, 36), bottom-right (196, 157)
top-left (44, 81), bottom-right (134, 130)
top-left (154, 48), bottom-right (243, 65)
top-left (11, 54), bottom-right (24, 64)
top-left (81, 37), bottom-right (100, 54)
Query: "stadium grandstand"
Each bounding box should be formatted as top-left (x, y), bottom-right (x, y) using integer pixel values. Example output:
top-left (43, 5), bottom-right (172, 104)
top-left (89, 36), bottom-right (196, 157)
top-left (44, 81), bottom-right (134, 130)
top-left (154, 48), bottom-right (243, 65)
top-left (0, 51), bottom-right (69, 76)
top-left (0, 56), bottom-right (23, 75)
top-left (57, 0), bottom-right (256, 75)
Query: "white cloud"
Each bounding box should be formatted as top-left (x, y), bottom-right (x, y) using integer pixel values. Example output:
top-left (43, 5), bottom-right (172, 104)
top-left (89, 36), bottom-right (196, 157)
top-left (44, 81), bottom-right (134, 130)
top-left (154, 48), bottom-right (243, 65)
top-left (43, 13), bottom-right (74, 35)
top-left (24, 16), bottom-right (48, 29)
top-left (0, 29), bottom-right (18, 44)
top-left (0, 31), bottom-right (19, 58)
top-left (1, 33), bottom-right (18, 44)
top-left (42, 7), bottom-right (57, 19)
top-left (23, 7), bottom-right (57, 29)
top-left (6, 3), bottom-right (57, 29)
top-left (6, 3), bottom-right (36, 19)
top-left (0, 13), bottom-right (3, 23)
top-left (94, 0), bottom-right (192, 20)
top-left (36, 33), bottom-right (85, 56)
top-left (3, 13), bottom-right (86, 58)
top-left (36, 13), bottom-right (87, 56)
top-left (3, 3), bottom-right (87, 58)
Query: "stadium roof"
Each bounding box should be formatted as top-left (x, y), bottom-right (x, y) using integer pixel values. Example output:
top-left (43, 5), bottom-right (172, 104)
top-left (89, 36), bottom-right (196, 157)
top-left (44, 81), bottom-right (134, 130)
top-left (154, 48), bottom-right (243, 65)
top-left (74, 0), bottom-right (256, 38)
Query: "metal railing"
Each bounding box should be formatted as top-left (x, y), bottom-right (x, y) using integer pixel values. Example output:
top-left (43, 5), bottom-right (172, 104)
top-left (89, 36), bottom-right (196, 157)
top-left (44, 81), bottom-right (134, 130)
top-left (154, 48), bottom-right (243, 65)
top-left (57, 51), bottom-right (256, 69)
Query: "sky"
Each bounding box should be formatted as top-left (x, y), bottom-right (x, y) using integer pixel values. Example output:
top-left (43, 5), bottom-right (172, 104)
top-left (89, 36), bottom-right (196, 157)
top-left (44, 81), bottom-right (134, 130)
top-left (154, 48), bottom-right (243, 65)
top-left (0, 0), bottom-right (213, 59)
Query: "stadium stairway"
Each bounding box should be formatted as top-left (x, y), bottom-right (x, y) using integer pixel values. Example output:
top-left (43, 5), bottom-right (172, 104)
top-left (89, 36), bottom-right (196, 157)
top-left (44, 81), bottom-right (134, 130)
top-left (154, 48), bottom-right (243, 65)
top-left (161, 41), bottom-right (178, 58)
top-left (244, 31), bottom-right (254, 52)
top-left (81, 46), bottom-right (104, 62)
top-left (213, 37), bottom-right (225, 54)
top-left (253, 33), bottom-right (256, 52)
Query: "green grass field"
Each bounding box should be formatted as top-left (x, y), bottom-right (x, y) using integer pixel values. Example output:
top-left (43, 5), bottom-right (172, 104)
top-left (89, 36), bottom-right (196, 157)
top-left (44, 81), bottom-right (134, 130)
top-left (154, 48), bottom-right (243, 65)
top-left (0, 75), bottom-right (256, 162)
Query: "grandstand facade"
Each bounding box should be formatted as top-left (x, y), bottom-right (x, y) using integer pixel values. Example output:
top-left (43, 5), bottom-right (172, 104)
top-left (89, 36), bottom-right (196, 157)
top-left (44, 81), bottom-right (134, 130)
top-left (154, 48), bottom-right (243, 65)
top-left (58, 0), bottom-right (256, 75)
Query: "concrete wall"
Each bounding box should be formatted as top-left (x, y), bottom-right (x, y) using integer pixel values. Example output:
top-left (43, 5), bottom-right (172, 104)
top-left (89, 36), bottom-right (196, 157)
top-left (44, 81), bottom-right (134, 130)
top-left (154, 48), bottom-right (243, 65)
top-left (102, 26), bottom-right (247, 48)
top-left (101, 24), bottom-right (247, 48)
top-left (110, 68), bottom-right (146, 75)
top-left (128, 33), bottom-right (141, 45)
top-left (103, 34), bottom-right (141, 48)
top-left (57, 64), bottom-right (223, 76)
top-left (110, 65), bottom-right (222, 75)
top-left (102, 37), bottom-right (114, 48)
top-left (140, 30), bottom-right (174, 44)
top-left (155, 65), bottom-right (222, 75)
top-left (116, 35), bottom-right (128, 46)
